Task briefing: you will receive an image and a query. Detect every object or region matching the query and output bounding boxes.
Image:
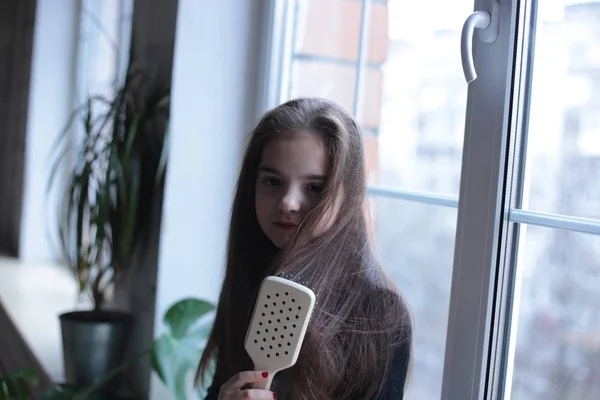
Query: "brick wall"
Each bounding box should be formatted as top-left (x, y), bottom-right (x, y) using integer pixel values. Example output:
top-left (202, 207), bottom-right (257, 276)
top-left (288, 0), bottom-right (389, 185)
top-left (287, 0), bottom-right (389, 234)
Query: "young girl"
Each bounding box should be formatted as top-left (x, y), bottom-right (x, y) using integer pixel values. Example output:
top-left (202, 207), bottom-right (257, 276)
top-left (196, 98), bottom-right (412, 399)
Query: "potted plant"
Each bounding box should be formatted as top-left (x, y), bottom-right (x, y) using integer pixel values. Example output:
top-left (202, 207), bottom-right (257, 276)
top-left (46, 66), bottom-right (170, 394)
top-left (41, 297), bottom-right (216, 400)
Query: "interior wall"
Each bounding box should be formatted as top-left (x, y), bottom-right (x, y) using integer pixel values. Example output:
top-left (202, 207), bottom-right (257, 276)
top-left (19, 0), bottom-right (80, 263)
top-left (0, 0), bottom-right (37, 257)
top-left (111, 0), bottom-right (179, 397)
top-left (151, 0), bottom-right (272, 398)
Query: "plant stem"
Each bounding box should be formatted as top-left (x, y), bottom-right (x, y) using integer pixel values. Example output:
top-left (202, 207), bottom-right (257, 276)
top-left (92, 268), bottom-right (105, 311)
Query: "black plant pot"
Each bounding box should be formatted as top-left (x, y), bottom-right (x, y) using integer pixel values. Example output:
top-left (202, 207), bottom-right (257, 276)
top-left (59, 310), bottom-right (133, 394)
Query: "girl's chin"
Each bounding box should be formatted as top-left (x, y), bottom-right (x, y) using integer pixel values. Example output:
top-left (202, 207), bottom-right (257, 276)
top-left (269, 233), bottom-right (293, 249)
top-left (272, 238), bottom-right (288, 249)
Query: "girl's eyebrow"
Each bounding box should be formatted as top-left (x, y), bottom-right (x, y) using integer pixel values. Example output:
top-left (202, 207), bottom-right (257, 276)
top-left (258, 166), bottom-right (280, 175)
top-left (258, 166), bottom-right (327, 181)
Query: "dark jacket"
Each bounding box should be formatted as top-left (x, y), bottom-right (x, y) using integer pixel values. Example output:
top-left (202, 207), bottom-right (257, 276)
top-left (204, 337), bottom-right (410, 400)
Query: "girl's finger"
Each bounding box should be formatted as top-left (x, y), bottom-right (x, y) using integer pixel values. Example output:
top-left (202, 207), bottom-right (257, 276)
top-left (222, 371), bottom-right (270, 391)
top-left (237, 389), bottom-right (277, 399)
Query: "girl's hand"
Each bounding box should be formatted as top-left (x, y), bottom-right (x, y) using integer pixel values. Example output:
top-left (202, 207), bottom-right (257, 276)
top-left (218, 371), bottom-right (277, 399)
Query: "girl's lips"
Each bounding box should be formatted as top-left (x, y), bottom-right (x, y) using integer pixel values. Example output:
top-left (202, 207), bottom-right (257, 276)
top-left (274, 222), bottom-right (298, 230)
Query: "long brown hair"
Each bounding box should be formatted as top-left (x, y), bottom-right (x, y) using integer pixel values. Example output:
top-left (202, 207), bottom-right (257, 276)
top-left (197, 98), bottom-right (411, 399)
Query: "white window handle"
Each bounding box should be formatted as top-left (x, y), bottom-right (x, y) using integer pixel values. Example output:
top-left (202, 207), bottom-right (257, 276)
top-left (461, 0), bottom-right (500, 83)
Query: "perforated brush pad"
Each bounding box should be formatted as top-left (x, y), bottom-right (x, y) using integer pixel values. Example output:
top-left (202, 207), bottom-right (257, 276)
top-left (245, 276), bottom-right (316, 385)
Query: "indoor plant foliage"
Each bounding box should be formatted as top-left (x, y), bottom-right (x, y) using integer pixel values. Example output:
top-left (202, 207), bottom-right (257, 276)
top-left (0, 367), bottom-right (37, 400)
top-left (40, 298), bottom-right (216, 400)
top-left (46, 66), bottom-right (170, 392)
top-left (48, 67), bottom-right (170, 310)
top-left (152, 297), bottom-right (216, 399)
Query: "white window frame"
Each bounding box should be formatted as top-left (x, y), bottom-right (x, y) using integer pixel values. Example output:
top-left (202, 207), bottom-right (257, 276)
top-left (262, 1), bottom-right (514, 398)
top-left (262, 1), bottom-right (600, 399)
top-left (441, 0), bottom-right (519, 396)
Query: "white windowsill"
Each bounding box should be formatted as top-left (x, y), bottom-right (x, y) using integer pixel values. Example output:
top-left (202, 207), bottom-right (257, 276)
top-left (0, 256), bottom-right (91, 383)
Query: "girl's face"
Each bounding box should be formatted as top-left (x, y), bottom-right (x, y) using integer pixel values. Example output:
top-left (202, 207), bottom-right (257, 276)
top-left (255, 132), bottom-right (328, 248)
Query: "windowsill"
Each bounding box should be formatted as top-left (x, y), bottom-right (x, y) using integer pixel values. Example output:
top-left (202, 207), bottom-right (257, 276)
top-left (0, 256), bottom-right (91, 383)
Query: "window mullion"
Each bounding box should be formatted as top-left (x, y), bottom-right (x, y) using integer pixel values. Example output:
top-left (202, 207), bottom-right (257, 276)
top-left (367, 186), bottom-right (459, 208)
top-left (353, 0), bottom-right (371, 117)
top-left (441, 1), bottom-right (520, 399)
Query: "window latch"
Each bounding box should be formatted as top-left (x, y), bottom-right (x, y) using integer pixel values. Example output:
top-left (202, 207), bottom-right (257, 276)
top-left (460, 0), bottom-right (500, 83)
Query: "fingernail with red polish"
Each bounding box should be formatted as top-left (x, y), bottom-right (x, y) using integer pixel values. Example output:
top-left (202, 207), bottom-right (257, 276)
top-left (262, 371), bottom-right (269, 378)
top-left (273, 394), bottom-right (278, 400)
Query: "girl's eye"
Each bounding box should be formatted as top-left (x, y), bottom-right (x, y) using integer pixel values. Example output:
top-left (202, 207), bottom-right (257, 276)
top-left (263, 177), bottom-right (281, 187)
top-left (307, 183), bottom-right (324, 194)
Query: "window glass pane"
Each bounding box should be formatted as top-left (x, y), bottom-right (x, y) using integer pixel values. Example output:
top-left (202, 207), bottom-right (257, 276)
top-left (371, 196), bottom-right (457, 400)
top-left (80, 0), bottom-right (124, 95)
top-left (291, 59), bottom-right (357, 113)
top-left (504, 2), bottom-right (600, 399)
top-left (522, 1), bottom-right (600, 220)
top-left (288, 0), bottom-right (366, 110)
top-left (508, 225), bottom-right (600, 399)
top-left (88, 0), bottom-right (122, 94)
top-left (285, 1), bottom-right (474, 398)
top-left (371, 0), bottom-right (473, 194)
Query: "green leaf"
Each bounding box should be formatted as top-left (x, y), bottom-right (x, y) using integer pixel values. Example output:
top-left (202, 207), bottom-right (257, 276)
top-left (154, 94), bottom-right (170, 110)
top-left (0, 377), bottom-right (20, 400)
top-left (177, 322), bottom-right (213, 353)
top-left (0, 378), bottom-right (11, 400)
top-left (173, 363), bottom-right (190, 400)
top-left (84, 97), bottom-right (93, 135)
top-left (196, 384), bottom-right (208, 400)
top-left (153, 334), bottom-right (202, 374)
top-left (5, 367), bottom-right (37, 386)
top-left (121, 156), bottom-right (141, 271)
top-left (91, 95), bottom-right (120, 143)
top-left (155, 121), bottom-right (170, 186)
top-left (0, 378), bottom-right (8, 399)
top-left (42, 384), bottom-right (79, 400)
top-left (153, 299), bottom-right (215, 399)
top-left (123, 114), bottom-right (141, 167)
top-left (0, 368), bottom-right (37, 400)
top-left (74, 165), bottom-right (94, 299)
top-left (14, 379), bottom-right (30, 399)
top-left (152, 334), bottom-right (202, 400)
top-left (109, 147), bottom-right (127, 206)
top-left (95, 184), bottom-right (109, 245)
top-left (163, 298), bottom-right (215, 339)
top-left (45, 100), bottom-right (93, 196)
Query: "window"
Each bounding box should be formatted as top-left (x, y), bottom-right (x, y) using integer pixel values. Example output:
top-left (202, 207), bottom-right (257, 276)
top-left (505, 1), bottom-right (600, 398)
top-left (69, 0), bottom-right (132, 167)
top-left (75, 0), bottom-right (132, 102)
top-left (267, 0), bottom-right (600, 399)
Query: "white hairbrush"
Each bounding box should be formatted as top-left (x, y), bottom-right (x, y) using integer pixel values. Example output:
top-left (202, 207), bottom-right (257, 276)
top-left (244, 276), bottom-right (316, 390)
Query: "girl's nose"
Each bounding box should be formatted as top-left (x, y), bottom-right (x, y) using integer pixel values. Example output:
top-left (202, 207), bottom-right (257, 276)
top-left (278, 188), bottom-right (301, 213)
